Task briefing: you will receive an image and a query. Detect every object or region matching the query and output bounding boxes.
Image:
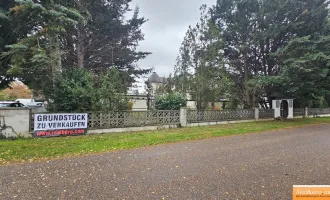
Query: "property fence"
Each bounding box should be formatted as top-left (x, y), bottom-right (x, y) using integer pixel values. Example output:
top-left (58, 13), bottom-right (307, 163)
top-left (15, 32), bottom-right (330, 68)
top-left (30, 110), bottom-right (180, 131)
top-left (293, 108), bottom-right (305, 117)
top-left (293, 108), bottom-right (330, 117)
top-left (259, 109), bottom-right (275, 119)
top-left (87, 110), bottom-right (180, 129)
top-left (29, 107), bottom-right (330, 132)
top-left (308, 108), bottom-right (330, 116)
top-left (187, 109), bottom-right (256, 123)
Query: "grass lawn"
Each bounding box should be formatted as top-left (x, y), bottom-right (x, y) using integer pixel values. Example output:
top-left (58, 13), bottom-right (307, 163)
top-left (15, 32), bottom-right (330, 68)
top-left (1, 117), bottom-right (330, 165)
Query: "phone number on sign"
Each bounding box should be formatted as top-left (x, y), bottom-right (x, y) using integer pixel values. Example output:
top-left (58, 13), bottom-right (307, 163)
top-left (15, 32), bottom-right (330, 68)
top-left (35, 129), bottom-right (86, 137)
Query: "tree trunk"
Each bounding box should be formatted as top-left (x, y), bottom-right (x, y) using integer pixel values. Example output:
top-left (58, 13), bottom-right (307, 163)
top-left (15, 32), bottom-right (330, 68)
top-left (65, 34), bottom-right (75, 68)
top-left (49, 0), bottom-right (62, 86)
top-left (243, 44), bottom-right (251, 108)
top-left (49, 34), bottom-right (62, 85)
top-left (77, 27), bottom-right (85, 68)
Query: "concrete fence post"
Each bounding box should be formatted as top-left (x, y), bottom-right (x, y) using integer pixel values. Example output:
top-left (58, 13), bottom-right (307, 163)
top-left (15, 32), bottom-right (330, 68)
top-left (255, 108), bottom-right (259, 121)
top-left (180, 107), bottom-right (187, 127)
top-left (305, 107), bottom-right (308, 118)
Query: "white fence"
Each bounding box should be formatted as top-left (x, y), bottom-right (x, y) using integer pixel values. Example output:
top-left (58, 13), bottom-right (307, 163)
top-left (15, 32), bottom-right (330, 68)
top-left (87, 110), bottom-right (180, 129)
top-left (27, 107), bottom-right (330, 133)
top-left (187, 109), bottom-right (255, 123)
top-left (1, 107), bottom-right (330, 138)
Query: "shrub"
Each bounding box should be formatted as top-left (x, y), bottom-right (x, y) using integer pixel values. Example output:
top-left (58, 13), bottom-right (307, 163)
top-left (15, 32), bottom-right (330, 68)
top-left (47, 68), bottom-right (128, 112)
top-left (47, 68), bottom-right (95, 112)
top-left (95, 68), bottom-right (128, 112)
top-left (0, 91), bottom-right (17, 100)
top-left (155, 92), bottom-right (186, 110)
top-left (127, 101), bottom-right (134, 110)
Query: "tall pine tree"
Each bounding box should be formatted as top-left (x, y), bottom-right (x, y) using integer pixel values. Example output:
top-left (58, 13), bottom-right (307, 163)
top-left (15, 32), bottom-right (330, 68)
top-left (174, 5), bottom-right (225, 110)
top-left (3, 0), bottom-right (82, 95)
top-left (210, 0), bottom-right (330, 108)
top-left (61, 0), bottom-right (151, 86)
top-left (0, 0), bottom-right (15, 89)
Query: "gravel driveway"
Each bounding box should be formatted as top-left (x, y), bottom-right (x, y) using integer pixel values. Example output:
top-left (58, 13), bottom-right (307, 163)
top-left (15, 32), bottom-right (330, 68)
top-left (1, 124), bottom-right (330, 200)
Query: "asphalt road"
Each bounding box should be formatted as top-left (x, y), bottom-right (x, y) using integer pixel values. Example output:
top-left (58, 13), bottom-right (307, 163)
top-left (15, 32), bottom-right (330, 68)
top-left (1, 125), bottom-right (330, 200)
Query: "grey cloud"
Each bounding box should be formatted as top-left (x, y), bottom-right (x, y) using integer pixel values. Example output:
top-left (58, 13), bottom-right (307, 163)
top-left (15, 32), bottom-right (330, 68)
top-left (130, 0), bottom-right (216, 78)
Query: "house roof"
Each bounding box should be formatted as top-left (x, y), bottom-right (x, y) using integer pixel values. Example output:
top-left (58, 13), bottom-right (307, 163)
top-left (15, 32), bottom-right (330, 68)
top-left (269, 92), bottom-right (294, 100)
top-left (147, 72), bottom-right (167, 83)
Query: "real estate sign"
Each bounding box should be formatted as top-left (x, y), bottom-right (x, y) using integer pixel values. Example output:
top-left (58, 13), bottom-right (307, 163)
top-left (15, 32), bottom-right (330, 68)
top-left (33, 113), bottom-right (88, 138)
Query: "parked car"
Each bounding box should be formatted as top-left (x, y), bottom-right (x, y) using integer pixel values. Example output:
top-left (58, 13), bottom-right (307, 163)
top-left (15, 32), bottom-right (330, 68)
top-left (9, 102), bottom-right (26, 107)
top-left (0, 103), bottom-right (8, 108)
top-left (26, 102), bottom-right (44, 107)
top-left (0, 102), bottom-right (25, 108)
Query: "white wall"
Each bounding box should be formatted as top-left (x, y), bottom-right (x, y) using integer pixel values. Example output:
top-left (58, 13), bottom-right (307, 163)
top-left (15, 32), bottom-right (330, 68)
top-left (272, 99), bottom-right (294, 119)
top-left (186, 101), bottom-right (224, 109)
top-left (131, 99), bottom-right (148, 111)
top-left (31, 107), bottom-right (47, 113)
top-left (151, 83), bottom-right (161, 96)
top-left (0, 108), bottom-right (31, 138)
top-left (187, 101), bottom-right (197, 109)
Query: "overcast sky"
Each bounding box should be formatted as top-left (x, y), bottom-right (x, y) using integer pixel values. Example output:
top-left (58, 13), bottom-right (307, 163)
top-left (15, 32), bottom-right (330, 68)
top-left (129, 0), bottom-right (216, 80)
